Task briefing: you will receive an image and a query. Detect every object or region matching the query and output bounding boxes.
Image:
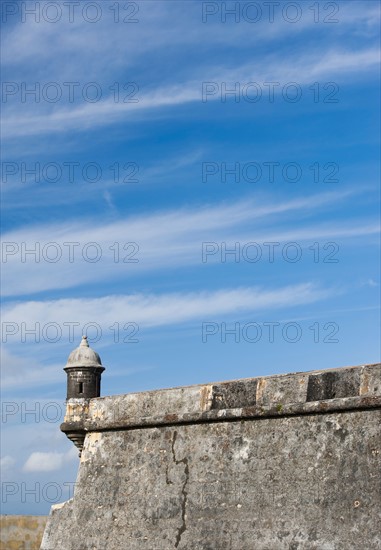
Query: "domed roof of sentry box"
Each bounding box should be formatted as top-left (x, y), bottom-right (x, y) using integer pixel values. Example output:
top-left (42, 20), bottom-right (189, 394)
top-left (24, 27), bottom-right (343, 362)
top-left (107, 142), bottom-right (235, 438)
top-left (64, 336), bottom-right (103, 369)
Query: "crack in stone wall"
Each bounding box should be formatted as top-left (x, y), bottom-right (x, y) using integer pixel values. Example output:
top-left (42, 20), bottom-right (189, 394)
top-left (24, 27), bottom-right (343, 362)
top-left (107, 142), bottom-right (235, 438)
top-left (171, 430), bottom-right (189, 548)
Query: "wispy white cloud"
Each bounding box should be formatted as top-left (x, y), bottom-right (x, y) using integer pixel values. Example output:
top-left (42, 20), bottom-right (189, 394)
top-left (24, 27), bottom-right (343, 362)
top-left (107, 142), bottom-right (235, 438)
top-left (0, 347), bottom-right (154, 391)
top-left (0, 348), bottom-right (63, 390)
top-left (3, 48), bottom-right (379, 139)
top-left (142, 149), bottom-right (205, 181)
top-left (2, 282), bottom-right (336, 331)
top-left (2, 0), bottom-right (379, 142)
top-left (23, 448), bottom-right (77, 472)
top-left (0, 148), bottom-right (205, 207)
top-left (1, 281), bottom-right (336, 391)
top-left (0, 455), bottom-right (16, 471)
top-left (306, 48), bottom-right (380, 78)
top-left (364, 279), bottom-right (379, 288)
top-left (1, 189), bottom-right (378, 297)
top-left (3, 1), bottom-right (378, 71)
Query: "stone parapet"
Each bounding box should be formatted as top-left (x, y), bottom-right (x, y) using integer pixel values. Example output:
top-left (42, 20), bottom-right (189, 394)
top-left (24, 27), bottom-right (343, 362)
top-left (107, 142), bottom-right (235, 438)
top-left (61, 363), bottom-right (380, 436)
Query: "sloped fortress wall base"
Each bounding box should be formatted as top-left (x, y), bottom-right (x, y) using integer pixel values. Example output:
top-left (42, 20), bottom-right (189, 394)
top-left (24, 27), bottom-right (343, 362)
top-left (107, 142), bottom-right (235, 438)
top-left (41, 364), bottom-right (381, 550)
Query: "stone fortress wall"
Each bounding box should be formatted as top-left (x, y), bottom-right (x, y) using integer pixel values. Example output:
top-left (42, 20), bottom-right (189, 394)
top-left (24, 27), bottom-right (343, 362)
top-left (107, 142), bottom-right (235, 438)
top-left (41, 363), bottom-right (381, 549)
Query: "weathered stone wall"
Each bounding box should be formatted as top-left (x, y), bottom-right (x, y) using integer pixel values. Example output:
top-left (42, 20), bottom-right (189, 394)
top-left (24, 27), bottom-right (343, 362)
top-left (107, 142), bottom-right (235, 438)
top-left (0, 515), bottom-right (47, 550)
top-left (41, 364), bottom-right (381, 549)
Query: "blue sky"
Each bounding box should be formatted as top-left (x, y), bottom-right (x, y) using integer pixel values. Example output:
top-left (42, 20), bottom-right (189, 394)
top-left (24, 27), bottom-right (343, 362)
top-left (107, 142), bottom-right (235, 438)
top-left (1, 0), bottom-right (380, 515)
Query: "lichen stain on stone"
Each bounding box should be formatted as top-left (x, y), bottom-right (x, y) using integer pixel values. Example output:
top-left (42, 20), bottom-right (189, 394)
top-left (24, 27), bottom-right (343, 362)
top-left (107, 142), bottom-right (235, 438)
top-left (81, 432), bottom-right (102, 463)
top-left (90, 405), bottom-right (106, 421)
top-left (233, 437), bottom-right (251, 462)
top-left (256, 378), bottom-right (267, 403)
top-left (200, 385), bottom-right (213, 411)
top-left (360, 373), bottom-right (369, 395)
top-left (360, 372), bottom-right (370, 395)
top-left (64, 402), bottom-right (89, 423)
top-left (1, 515), bottom-right (47, 550)
top-left (164, 414), bottom-right (179, 423)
